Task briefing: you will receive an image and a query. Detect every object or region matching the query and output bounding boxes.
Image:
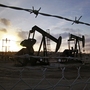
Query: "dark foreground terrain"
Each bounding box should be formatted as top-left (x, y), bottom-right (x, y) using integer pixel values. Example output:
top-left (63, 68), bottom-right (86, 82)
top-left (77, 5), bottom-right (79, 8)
top-left (0, 58), bottom-right (90, 90)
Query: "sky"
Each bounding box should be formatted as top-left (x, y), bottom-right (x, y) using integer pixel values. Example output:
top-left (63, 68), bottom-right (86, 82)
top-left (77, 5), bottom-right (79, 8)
top-left (0, 0), bottom-right (90, 53)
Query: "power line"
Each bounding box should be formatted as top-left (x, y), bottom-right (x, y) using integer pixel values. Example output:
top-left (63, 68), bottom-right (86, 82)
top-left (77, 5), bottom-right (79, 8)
top-left (0, 3), bottom-right (90, 26)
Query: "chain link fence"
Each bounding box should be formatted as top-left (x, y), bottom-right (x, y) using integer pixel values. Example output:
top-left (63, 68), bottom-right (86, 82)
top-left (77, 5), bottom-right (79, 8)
top-left (0, 60), bottom-right (90, 90)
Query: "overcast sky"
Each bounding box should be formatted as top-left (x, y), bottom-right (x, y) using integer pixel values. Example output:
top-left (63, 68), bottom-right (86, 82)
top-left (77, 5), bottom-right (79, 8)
top-left (0, 0), bottom-right (90, 53)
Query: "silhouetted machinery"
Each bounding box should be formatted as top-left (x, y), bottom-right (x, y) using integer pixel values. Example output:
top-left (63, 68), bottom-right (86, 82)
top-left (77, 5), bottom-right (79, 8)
top-left (29, 25), bottom-right (62, 55)
top-left (61, 33), bottom-right (85, 63)
top-left (15, 26), bottom-right (85, 66)
top-left (16, 25), bottom-right (62, 66)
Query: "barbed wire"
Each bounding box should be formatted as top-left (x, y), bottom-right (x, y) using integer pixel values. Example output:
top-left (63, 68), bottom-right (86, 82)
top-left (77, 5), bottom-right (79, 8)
top-left (0, 3), bottom-right (90, 26)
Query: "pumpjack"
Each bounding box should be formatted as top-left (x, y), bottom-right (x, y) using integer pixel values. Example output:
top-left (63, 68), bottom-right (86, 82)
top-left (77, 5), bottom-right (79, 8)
top-left (61, 33), bottom-right (85, 63)
top-left (15, 25), bottom-right (62, 66)
top-left (14, 26), bottom-right (85, 66)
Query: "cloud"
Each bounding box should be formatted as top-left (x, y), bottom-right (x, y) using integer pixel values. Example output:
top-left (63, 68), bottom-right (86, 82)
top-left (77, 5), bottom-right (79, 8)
top-left (47, 27), bottom-right (83, 41)
top-left (51, 32), bottom-right (69, 39)
top-left (85, 35), bottom-right (90, 43)
top-left (0, 28), bottom-right (7, 38)
top-left (0, 18), bottom-right (11, 26)
top-left (35, 32), bottom-right (68, 44)
top-left (84, 35), bottom-right (90, 52)
top-left (0, 26), bottom-right (28, 42)
top-left (85, 43), bottom-right (90, 53)
top-left (48, 20), bottom-right (67, 31)
top-left (60, 32), bottom-right (69, 39)
top-left (0, 18), bottom-right (28, 41)
top-left (0, 28), bottom-right (7, 33)
top-left (17, 30), bottom-right (28, 40)
top-left (63, 28), bottom-right (81, 34)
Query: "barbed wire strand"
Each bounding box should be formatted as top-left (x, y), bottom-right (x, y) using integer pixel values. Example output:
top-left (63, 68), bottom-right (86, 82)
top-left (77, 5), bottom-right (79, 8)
top-left (0, 3), bottom-right (90, 26)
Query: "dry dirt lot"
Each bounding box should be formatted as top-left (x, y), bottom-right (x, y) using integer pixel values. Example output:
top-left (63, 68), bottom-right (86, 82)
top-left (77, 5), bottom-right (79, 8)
top-left (0, 59), bottom-right (90, 90)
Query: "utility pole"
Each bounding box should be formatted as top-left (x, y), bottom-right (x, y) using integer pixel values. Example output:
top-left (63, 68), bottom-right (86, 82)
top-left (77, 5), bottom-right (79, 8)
top-left (2, 38), bottom-right (10, 52)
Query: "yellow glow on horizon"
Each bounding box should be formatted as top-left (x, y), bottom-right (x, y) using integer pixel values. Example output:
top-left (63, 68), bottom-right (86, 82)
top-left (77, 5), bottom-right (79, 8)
top-left (1, 34), bottom-right (22, 52)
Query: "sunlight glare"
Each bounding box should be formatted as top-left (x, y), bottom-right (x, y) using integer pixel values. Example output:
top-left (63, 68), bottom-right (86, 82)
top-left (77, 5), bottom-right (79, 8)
top-left (2, 34), bottom-right (22, 52)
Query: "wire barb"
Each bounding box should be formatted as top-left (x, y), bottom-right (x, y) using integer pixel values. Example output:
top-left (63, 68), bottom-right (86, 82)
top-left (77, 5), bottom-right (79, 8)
top-left (30, 6), bottom-right (41, 18)
top-left (72, 16), bottom-right (82, 25)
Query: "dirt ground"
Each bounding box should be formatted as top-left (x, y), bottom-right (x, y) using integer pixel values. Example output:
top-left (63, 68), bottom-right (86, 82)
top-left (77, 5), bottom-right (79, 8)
top-left (0, 59), bottom-right (90, 90)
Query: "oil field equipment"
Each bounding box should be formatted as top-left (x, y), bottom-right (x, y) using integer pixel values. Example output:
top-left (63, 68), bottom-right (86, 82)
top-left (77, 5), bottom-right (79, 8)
top-left (60, 34), bottom-right (85, 64)
top-left (15, 25), bottom-right (62, 66)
